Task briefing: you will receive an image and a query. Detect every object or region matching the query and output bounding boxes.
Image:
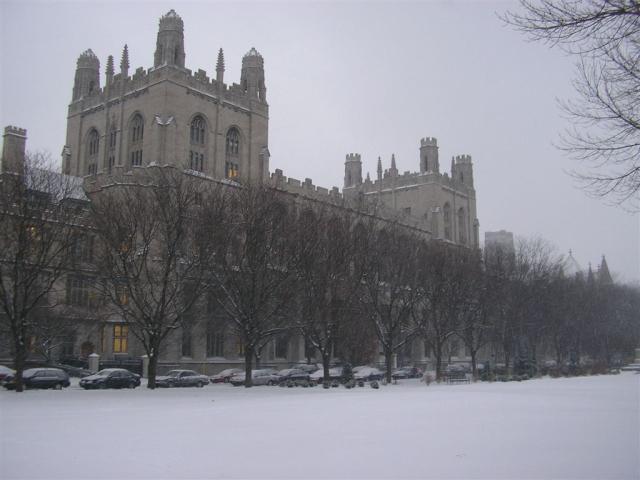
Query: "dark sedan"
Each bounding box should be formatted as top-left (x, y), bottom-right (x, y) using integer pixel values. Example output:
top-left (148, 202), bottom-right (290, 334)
top-left (155, 370), bottom-right (209, 388)
top-left (79, 368), bottom-right (140, 389)
top-left (3, 368), bottom-right (70, 390)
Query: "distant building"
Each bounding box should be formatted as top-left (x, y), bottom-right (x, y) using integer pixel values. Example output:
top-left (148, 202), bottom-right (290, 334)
top-left (484, 230), bottom-right (515, 258)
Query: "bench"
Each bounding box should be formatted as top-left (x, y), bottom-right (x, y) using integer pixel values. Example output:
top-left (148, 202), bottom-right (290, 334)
top-left (446, 371), bottom-right (470, 384)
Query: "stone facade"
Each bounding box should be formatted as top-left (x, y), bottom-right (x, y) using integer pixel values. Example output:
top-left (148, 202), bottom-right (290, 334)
top-left (1, 9), bottom-right (481, 374)
top-left (63, 10), bottom-right (269, 185)
top-left (343, 137), bottom-right (480, 249)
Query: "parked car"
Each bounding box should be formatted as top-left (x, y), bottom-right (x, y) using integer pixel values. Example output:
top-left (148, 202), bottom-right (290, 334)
top-left (354, 366), bottom-right (384, 382)
top-left (49, 363), bottom-right (92, 378)
top-left (310, 366), bottom-right (343, 384)
top-left (392, 366), bottom-right (423, 379)
top-left (276, 368), bottom-right (311, 384)
top-left (79, 368), bottom-right (140, 389)
top-left (229, 369), bottom-right (279, 386)
top-left (0, 365), bottom-right (15, 383)
top-left (155, 370), bottom-right (209, 388)
top-left (210, 368), bottom-right (243, 384)
top-left (3, 368), bottom-right (70, 390)
top-left (290, 364), bottom-right (319, 374)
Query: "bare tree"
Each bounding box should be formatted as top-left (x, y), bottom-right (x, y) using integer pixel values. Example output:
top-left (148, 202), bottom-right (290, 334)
top-left (0, 152), bottom-right (84, 392)
top-left (293, 203), bottom-right (363, 382)
top-left (505, 1), bottom-right (640, 210)
top-left (88, 166), bottom-right (220, 388)
top-left (206, 183), bottom-right (297, 387)
top-left (415, 242), bottom-right (476, 381)
top-left (357, 219), bottom-right (421, 383)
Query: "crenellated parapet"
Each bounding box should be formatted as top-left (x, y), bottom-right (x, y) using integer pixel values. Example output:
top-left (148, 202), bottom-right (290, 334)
top-left (269, 169), bottom-right (343, 204)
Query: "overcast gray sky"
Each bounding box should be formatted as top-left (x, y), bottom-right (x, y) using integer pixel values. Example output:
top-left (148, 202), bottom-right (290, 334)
top-left (1, 0), bottom-right (638, 283)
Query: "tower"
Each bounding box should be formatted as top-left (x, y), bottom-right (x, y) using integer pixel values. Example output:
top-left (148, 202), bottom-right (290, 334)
top-left (153, 9), bottom-right (185, 68)
top-left (344, 153), bottom-right (362, 188)
top-left (72, 49), bottom-right (100, 101)
top-left (1, 126), bottom-right (27, 174)
top-left (420, 137), bottom-right (439, 173)
top-left (241, 47), bottom-right (266, 101)
top-left (454, 154), bottom-right (474, 188)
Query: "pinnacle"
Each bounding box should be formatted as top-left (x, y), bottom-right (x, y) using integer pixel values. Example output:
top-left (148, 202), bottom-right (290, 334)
top-left (216, 48), bottom-right (225, 70)
top-left (120, 44), bottom-right (129, 70)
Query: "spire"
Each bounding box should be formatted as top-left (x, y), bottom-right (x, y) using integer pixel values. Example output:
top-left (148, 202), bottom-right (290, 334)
top-left (120, 44), bottom-right (129, 77)
top-left (390, 153), bottom-right (398, 177)
top-left (377, 156), bottom-right (382, 181)
top-left (106, 55), bottom-right (114, 85)
top-left (587, 263), bottom-right (595, 284)
top-left (366, 172), bottom-right (371, 182)
top-left (216, 48), bottom-right (225, 84)
top-left (598, 255), bottom-right (613, 284)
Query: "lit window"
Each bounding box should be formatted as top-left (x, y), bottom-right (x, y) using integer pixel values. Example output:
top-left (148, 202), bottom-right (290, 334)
top-left (113, 324), bottom-right (128, 353)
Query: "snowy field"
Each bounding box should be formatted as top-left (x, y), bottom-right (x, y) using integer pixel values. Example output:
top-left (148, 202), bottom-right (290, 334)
top-left (1, 373), bottom-right (638, 480)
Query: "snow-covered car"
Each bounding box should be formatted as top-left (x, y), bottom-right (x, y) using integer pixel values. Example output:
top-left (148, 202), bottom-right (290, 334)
top-left (155, 370), bottom-right (209, 388)
top-left (353, 366), bottom-right (384, 381)
top-left (3, 368), bottom-right (70, 390)
top-left (210, 368), bottom-right (243, 383)
top-left (79, 368), bottom-right (140, 389)
top-left (621, 363), bottom-right (640, 371)
top-left (0, 365), bottom-right (15, 383)
top-left (276, 368), bottom-right (310, 384)
top-left (392, 366), bottom-right (423, 379)
top-left (310, 366), bottom-right (343, 384)
top-left (290, 364), bottom-right (319, 374)
top-left (229, 369), bottom-right (279, 386)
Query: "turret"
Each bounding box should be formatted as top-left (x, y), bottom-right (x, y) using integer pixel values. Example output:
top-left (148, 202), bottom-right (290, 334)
top-left (420, 137), bottom-right (439, 173)
top-left (241, 47), bottom-right (266, 101)
top-left (72, 49), bottom-right (100, 101)
top-left (1, 126), bottom-right (27, 175)
top-left (377, 156), bottom-right (383, 181)
top-left (216, 48), bottom-right (225, 84)
top-left (153, 9), bottom-right (185, 68)
top-left (344, 153), bottom-right (362, 188)
top-left (454, 154), bottom-right (474, 188)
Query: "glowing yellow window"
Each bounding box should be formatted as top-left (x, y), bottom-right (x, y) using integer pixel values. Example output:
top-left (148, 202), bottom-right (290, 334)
top-left (113, 324), bottom-right (128, 353)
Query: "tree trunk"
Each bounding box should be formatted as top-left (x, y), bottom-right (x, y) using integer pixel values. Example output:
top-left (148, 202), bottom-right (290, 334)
top-left (244, 346), bottom-right (254, 388)
top-left (13, 338), bottom-right (26, 393)
top-left (434, 343), bottom-right (443, 381)
top-left (147, 351), bottom-right (159, 389)
top-left (322, 351), bottom-right (331, 383)
top-left (470, 350), bottom-right (478, 380)
top-left (384, 348), bottom-right (393, 383)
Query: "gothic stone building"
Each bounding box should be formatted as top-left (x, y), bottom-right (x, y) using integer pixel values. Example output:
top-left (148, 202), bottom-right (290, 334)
top-left (1, 9), bottom-right (481, 374)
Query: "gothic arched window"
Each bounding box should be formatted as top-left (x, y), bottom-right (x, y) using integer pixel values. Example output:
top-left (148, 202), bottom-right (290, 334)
top-left (86, 129), bottom-right (99, 175)
top-left (225, 127), bottom-right (240, 179)
top-left (458, 207), bottom-right (466, 245)
top-left (128, 114), bottom-right (144, 167)
top-left (188, 116), bottom-right (207, 172)
top-left (443, 202), bottom-right (451, 241)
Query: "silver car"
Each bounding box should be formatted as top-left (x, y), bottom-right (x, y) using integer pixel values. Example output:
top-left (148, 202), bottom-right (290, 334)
top-left (229, 369), bottom-right (279, 386)
top-left (155, 369), bottom-right (209, 388)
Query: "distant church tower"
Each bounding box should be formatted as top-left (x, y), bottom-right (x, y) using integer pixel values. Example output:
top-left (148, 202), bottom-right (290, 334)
top-left (153, 9), bottom-right (185, 68)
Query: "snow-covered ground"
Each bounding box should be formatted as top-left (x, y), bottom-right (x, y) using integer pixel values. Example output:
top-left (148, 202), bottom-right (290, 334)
top-left (1, 373), bottom-right (638, 479)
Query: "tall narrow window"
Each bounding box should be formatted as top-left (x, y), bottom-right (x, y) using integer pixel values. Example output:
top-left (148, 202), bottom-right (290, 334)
top-left (188, 116), bottom-right (207, 172)
top-left (86, 129), bottom-right (99, 175)
top-left (182, 324), bottom-right (192, 357)
top-left (113, 324), bottom-right (128, 353)
top-left (458, 207), bottom-right (466, 245)
top-left (225, 127), bottom-right (240, 179)
top-left (107, 125), bottom-right (117, 173)
top-left (443, 202), bottom-right (451, 241)
top-left (128, 114), bottom-right (144, 167)
top-left (206, 324), bottom-right (225, 357)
